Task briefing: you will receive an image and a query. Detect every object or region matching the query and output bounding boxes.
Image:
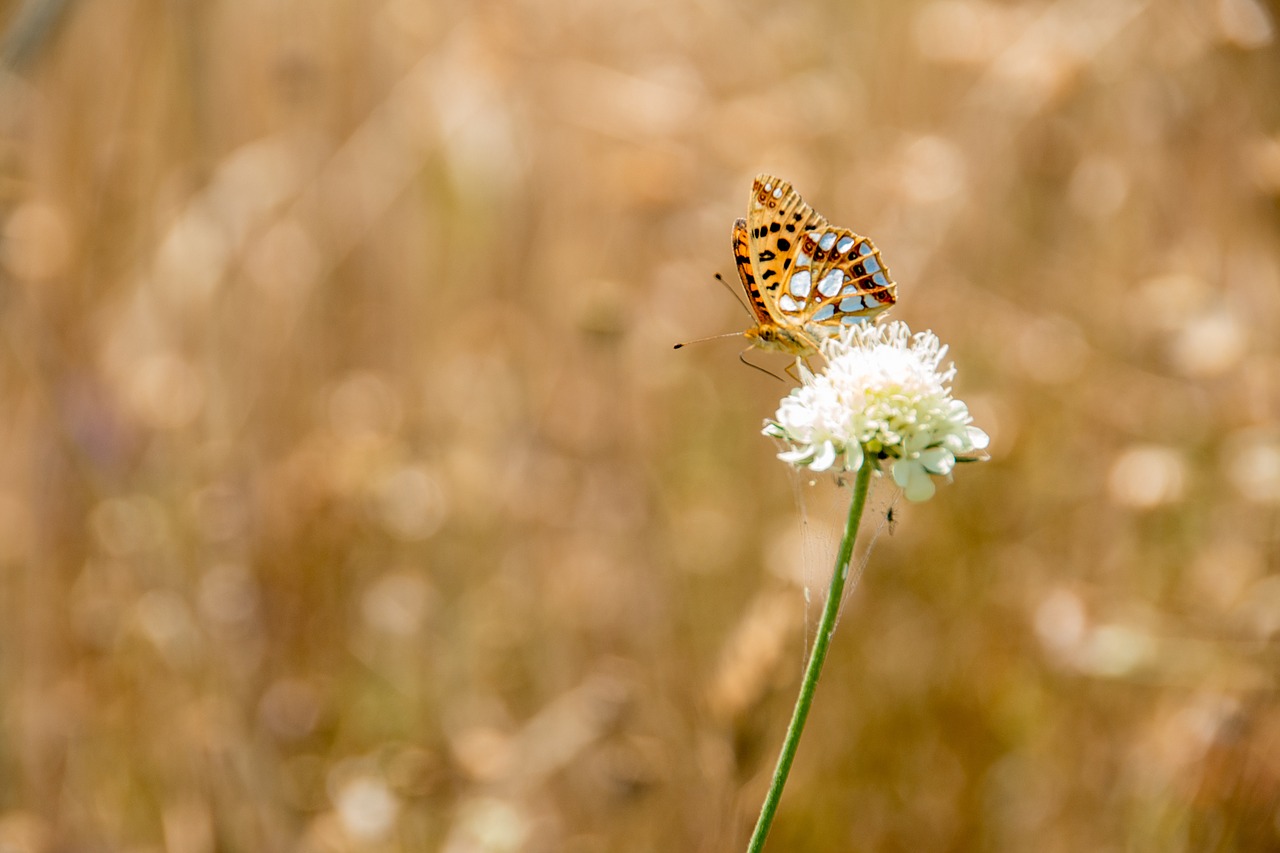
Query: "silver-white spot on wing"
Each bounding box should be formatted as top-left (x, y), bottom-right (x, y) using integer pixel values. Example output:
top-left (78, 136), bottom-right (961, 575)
top-left (789, 270), bottom-right (812, 298)
top-left (817, 270), bottom-right (845, 297)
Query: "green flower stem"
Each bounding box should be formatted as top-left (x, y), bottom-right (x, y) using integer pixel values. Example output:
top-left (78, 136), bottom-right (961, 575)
top-left (745, 462), bottom-right (873, 853)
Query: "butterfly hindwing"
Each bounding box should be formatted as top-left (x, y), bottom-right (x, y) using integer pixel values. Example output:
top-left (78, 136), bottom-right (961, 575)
top-left (731, 217), bottom-right (773, 328)
top-left (797, 226), bottom-right (896, 329)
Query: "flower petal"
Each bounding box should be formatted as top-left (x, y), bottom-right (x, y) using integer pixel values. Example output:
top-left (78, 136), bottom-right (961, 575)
top-left (778, 447), bottom-right (812, 465)
top-left (844, 442), bottom-right (864, 472)
top-left (899, 461), bottom-right (938, 502)
top-left (919, 446), bottom-right (955, 475)
top-left (811, 440), bottom-right (838, 472)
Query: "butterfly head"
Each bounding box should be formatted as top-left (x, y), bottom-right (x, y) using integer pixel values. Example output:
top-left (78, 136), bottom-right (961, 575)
top-left (744, 323), bottom-right (820, 357)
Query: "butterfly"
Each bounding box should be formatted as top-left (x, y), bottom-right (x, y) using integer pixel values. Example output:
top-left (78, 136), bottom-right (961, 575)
top-left (732, 174), bottom-right (895, 357)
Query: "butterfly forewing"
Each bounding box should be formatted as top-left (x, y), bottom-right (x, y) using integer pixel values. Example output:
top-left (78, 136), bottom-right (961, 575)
top-left (746, 176), bottom-right (828, 325)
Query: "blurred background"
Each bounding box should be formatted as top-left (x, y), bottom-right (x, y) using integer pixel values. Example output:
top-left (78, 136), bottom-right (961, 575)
top-left (0, 0), bottom-right (1278, 850)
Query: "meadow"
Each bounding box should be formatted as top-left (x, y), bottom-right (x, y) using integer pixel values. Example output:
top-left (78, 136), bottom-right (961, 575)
top-left (1, 1), bottom-right (1278, 850)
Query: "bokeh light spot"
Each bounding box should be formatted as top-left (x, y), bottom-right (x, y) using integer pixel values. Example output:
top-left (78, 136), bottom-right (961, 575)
top-left (1077, 624), bottom-right (1156, 677)
top-left (154, 206), bottom-right (228, 303)
top-left (1107, 445), bottom-right (1187, 508)
top-left (126, 353), bottom-right (206, 430)
top-left (372, 465), bottom-right (448, 540)
top-left (1169, 311), bottom-right (1247, 377)
top-left (334, 776), bottom-right (399, 842)
top-left (1226, 431), bottom-right (1280, 504)
top-left (444, 797), bottom-right (530, 853)
top-left (134, 590), bottom-right (199, 667)
top-left (259, 678), bottom-right (323, 741)
top-left (1033, 588), bottom-right (1087, 656)
top-left (1134, 274), bottom-right (1211, 331)
top-left (362, 570), bottom-right (434, 636)
top-left (198, 563), bottom-right (260, 626)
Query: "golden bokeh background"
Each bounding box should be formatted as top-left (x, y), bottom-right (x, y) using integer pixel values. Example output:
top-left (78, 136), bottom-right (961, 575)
top-left (2, 1), bottom-right (1279, 850)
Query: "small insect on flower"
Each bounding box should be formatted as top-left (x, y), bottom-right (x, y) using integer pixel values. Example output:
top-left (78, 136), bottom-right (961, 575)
top-left (763, 321), bottom-right (988, 501)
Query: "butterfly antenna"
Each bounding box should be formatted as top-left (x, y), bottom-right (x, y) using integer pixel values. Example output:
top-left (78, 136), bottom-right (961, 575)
top-left (715, 272), bottom-right (755, 319)
top-left (673, 330), bottom-right (744, 350)
top-left (739, 349), bottom-right (784, 382)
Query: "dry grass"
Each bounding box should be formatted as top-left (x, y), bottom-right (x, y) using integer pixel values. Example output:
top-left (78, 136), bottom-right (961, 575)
top-left (1, 0), bottom-right (1279, 850)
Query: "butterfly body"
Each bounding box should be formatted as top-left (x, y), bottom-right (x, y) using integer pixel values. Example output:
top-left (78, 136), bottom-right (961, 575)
top-left (733, 175), bottom-right (895, 357)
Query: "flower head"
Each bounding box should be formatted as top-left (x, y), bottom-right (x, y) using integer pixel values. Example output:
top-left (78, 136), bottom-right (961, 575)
top-left (763, 321), bottom-right (988, 501)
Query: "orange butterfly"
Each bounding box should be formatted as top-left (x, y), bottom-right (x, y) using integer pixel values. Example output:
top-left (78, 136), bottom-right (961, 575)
top-left (732, 174), bottom-right (896, 357)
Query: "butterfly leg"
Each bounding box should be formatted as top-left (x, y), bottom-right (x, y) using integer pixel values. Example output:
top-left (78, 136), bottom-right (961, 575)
top-left (739, 349), bottom-right (785, 382)
top-left (783, 357), bottom-right (818, 383)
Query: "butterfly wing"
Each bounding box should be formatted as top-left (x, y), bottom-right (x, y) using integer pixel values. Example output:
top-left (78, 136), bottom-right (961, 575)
top-left (795, 226), bottom-right (896, 331)
top-left (746, 174), bottom-right (896, 339)
top-left (745, 175), bottom-right (828, 328)
top-left (731, 217), bottom-right (773, 329)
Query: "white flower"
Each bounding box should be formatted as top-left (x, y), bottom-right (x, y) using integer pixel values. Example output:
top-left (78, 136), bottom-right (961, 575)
top-left (763, 321), bottom-right (988, 501)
